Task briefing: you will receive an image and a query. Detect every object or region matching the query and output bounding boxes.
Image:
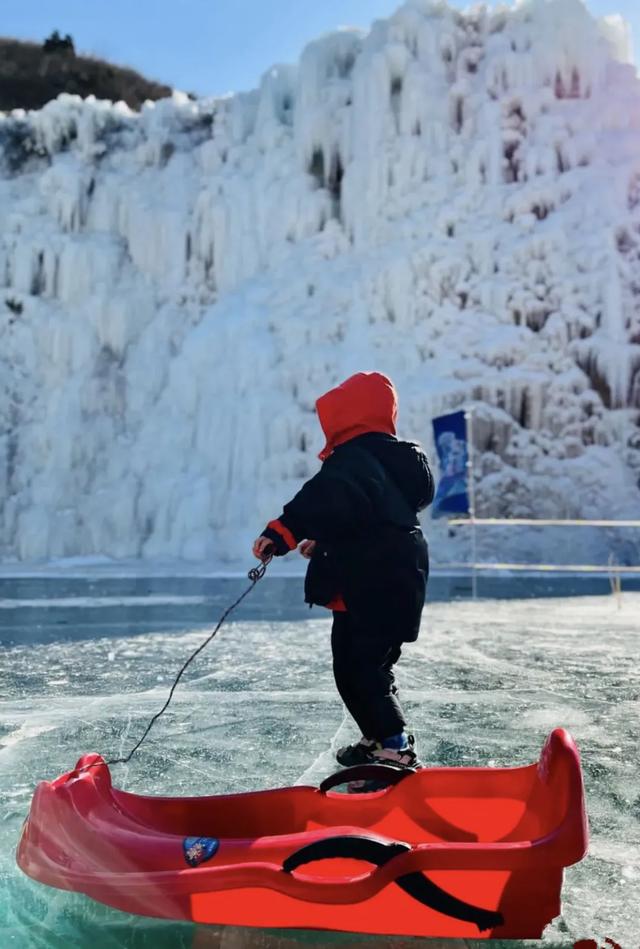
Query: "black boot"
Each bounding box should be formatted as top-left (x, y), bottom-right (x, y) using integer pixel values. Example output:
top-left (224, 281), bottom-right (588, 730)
top-left (336, 737), bottom-right (377, 767)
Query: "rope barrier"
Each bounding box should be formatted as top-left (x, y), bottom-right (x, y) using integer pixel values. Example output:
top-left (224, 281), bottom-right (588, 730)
top-left (446, 518), bottom-right (640, 528)
top-left (435, 561), bottom-right (640, 574)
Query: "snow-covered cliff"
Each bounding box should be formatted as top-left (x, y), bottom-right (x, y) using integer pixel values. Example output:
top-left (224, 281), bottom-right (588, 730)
top-left (1, 0), bottom-right (639, 563)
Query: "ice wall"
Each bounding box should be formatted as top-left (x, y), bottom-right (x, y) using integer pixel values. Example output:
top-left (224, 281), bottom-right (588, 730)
top-left (1, 0), bottom-right (639, 562)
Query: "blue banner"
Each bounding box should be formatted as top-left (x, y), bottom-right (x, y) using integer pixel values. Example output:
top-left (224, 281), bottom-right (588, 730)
top-left (431, 410), bottom-right (470, 518)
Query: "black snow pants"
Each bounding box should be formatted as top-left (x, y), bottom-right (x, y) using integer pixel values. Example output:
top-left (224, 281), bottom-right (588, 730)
top-left (331, 610), bottom-right (407, 741)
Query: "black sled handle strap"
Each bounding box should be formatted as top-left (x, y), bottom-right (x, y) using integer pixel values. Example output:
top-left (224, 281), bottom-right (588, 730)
top-left (283, 834), bottom-right (408, 872)
top-left (319, 763), bottom-right (416, 793)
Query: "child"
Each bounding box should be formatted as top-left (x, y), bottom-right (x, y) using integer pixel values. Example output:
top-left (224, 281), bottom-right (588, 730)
top-left (253, 372), bottom-right (434, 769)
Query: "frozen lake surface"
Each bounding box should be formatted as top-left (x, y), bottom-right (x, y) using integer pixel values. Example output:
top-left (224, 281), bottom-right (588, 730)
top-left (1, 576), bottom-right (638, 948)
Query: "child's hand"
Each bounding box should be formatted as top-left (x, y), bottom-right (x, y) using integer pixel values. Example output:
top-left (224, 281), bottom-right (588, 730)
top-left (252, 536), bottom-right (274, 561)
top-left (299, 540), bottom-right (316, 559)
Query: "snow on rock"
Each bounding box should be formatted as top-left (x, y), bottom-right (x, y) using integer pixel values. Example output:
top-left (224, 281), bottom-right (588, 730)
top-left (0, 0), bottom-right (639, 564)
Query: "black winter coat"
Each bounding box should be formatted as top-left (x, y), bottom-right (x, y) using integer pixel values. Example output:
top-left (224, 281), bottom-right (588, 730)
top-left (263, 433), bottom-right (434, 642)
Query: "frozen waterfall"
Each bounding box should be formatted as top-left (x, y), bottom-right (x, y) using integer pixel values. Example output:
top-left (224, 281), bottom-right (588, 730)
top-left (1, 0), bottom-right (639, 562)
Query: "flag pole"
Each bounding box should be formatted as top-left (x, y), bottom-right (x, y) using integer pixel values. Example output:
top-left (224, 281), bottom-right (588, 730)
top-left (465, 407), bottom-right (477, 600)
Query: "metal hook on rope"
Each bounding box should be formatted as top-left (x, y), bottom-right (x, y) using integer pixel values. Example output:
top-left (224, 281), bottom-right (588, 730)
top-left (248, 551), bottom-right (273, 582)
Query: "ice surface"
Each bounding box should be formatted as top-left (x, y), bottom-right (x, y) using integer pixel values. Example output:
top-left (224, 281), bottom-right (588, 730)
top-left (1, 0), bottom-right (640, 565)
top-left (1, 578), bottom-right (639, 947)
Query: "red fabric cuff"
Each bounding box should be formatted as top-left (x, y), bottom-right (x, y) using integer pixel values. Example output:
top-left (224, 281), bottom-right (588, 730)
top-left (266, 519), bottom-right (298, 551)
top-left (326, 594), bottom-right (347, 612)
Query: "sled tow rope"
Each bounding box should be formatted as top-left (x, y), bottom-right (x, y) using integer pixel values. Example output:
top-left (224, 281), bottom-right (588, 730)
top-left (77, 553), bottom-right (273, 773)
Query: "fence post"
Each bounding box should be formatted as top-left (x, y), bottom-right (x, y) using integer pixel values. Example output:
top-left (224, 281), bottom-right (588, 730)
top-left (465, 408), bottom-right (477, 600)
top-left (608, 553), bottom-right (622, 608)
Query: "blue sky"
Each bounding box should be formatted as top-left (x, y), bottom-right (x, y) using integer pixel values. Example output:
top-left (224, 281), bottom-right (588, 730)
top-left (0, 0), bottom-right (637, 96)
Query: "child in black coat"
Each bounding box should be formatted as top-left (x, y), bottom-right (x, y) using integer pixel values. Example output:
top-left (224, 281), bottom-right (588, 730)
top-left (253, 372), bottom-right (434, 769)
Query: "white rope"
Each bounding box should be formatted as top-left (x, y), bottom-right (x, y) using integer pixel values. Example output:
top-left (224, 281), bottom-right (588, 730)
top-left (447, 518), bottom-right (640, 527)
top-left (435, 561), bottom-right (640, 574)
top-left (441, 518), bottom-right (640, 576)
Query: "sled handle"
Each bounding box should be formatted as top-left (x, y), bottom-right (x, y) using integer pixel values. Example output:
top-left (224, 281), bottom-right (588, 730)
top-left (319, 763), bottom-right (415, 793)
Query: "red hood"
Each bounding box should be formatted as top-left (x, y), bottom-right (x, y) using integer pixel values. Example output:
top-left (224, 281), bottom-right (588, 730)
top-left (316, 372), bottom-right (398, 461)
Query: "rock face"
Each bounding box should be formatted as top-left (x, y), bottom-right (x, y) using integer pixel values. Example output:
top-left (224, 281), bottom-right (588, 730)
top-left (0, 36), bottom-right (172, 113)
top-left (0, 0), bottom-right (639, 563)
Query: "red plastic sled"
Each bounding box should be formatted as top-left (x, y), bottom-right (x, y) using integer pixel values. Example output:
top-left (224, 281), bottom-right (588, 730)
top-left (17, 728), bottom-right (588, 939)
